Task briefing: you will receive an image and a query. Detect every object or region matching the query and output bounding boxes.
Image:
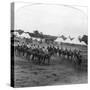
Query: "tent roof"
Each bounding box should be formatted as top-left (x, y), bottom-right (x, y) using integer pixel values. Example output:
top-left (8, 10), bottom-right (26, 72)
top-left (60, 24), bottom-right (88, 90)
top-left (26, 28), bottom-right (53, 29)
top-left (55, 37), bottom-right (86, 45)
top-left (55, 38), bottom-right (64, 42)
top-left (20, 33), bottom-right (31, 38)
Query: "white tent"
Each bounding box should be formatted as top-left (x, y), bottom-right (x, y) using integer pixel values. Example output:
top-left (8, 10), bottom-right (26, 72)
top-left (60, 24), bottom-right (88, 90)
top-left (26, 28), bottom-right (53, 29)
top-left (14, 32), bottom-right (20, 37)
top-left (64, 38), bottom-right (71, 44)
top-left (67, 37), bottom-right (86, 45)
top-left (55, 37), bottom-right (64, 43)
top-left (70, 38), bottom-right (81, 45)
top-left (55, 36), bottom-right (86, 46)
top-left (80, 41), bottom-right (86, 45)
top-left (20, 33), bottom-right (31, 38)
top-left (61, 37), bottom-right (84, 45)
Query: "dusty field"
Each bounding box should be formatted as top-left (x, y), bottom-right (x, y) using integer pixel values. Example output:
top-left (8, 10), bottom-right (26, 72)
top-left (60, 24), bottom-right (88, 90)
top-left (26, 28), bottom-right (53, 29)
top-left (14, 54), bottom-right (88, 87)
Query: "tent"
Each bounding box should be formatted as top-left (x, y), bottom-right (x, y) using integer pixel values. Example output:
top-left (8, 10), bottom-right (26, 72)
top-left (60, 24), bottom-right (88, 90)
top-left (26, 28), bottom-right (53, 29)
top-left (20, 33), bottom-right (31, 38)
top-left (14, 31), bottom-right (20, 37)
top-left (70, 38), bottom-right (82, 45)
top-left (66, 37), bottom-right (86, 45)
top-left (55, 37), bottom-right (64, 43)
top-left (64, 38), bottom-right (71, 44)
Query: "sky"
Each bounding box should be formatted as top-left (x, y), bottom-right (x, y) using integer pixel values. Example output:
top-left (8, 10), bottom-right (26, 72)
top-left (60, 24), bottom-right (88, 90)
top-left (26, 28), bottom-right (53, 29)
top-left (15, 2), bottom-right (88, 38)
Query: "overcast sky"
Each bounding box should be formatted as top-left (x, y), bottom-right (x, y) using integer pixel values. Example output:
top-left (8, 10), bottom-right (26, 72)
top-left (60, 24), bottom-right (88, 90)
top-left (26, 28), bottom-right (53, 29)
top-left (15, 3), bottom-right (88, 38)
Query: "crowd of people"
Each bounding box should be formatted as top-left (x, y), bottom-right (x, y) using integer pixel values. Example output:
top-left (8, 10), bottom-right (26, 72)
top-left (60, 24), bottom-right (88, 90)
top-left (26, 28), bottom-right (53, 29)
top-left (13, 40), bottom-right (82, 66)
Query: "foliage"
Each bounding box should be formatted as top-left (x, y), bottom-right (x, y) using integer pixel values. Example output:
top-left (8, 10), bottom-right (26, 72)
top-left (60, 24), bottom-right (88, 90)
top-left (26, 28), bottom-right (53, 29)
top-left (78, 35), bottom-right (88, 45)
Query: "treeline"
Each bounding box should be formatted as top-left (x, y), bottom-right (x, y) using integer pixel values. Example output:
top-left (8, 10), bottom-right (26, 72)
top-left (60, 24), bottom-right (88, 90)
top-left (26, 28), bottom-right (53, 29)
top-left (11, 29), bottom-right (57, 41)
top-left (78, 35), bottom-right (88, 45)
top-left (11, 29), bottom-right (88, 45)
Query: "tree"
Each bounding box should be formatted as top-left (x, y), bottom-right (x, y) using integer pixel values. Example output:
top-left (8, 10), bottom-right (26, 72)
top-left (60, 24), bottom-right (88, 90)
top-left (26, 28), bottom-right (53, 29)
top-left (40, 32), bottom-right (43, 35)
top-left (82, 35), bottom-right (88, 45)
top-left (16, 29), bottom-right (24, 35)
top-left (78, 35), bottom-right (88, 45)
top-left (60, 35), bottom-right (67, 40)
top-left (33, 30), bottom-right (39, 35)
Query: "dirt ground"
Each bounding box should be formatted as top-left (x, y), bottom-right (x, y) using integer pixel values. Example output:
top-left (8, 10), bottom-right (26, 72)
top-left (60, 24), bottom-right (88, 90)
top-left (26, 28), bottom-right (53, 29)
top-left (14, 55), bottom-right (88, 87)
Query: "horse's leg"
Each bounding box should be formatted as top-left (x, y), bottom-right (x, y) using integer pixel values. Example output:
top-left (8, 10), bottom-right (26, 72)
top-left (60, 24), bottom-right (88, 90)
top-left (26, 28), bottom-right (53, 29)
top-left (28, 54), bottom-right (31, 62)
top-left (35, 54), bottom-right (37, 64)
top-left (26, 52), bottom-right (28, 60)
top-left (65, 54), bottom-right (66, 59)
top-left (23, 51), bottom-right (25, 58)
top-left (23, 51), bottom-right (25, 57)
top-left (78, 58), bottom-right (82, 70)
top-left (39, 56), bottom-right (42, 65)
top-left (72, 55), bottom-right (75, 63)
top-left (68, 55), bottom-right (70, 60)
top-left (59, 52), bottom-right (60, 57)
top-left (25, 52), bottom-right (27, 59)
top-left (71, 55), bottom-right (72, 62)
top-left (19, 50), bottom-right (21, 57)
top-left (73, 57), bottom-right (78, 68)
top-left (30, 53), bottom-right (33, 62)
top-left (36, 55), bottom-right (39, 64)
top-left (20, 50), bottom-right (22, 57)
top-left (41, 56), bottom-right (44, 65)
top-left (66, 54), bottom-right (68, 59)
top-left (35, 55), bottom-right (38, 64)
top-left (47, 57), bottom-right (50, 65)
top-left (27, 53), bottom-right (30, 61)
top-left (15, 49), bottom-right (18, 56)
top-left (17, 49), bottom-right (19, 56)
top-left (32, 54), bottom-right (34, 62)
top-left (22, 51), bottom-right (24, 57)
top-left (45, 57), bottom-right (47, 65)
top-left (44, 56), bottom-right (47, 65)
top-left (32, 54), bottom-right (35, 63)
top-left (38, 56), bottom-right (41, 65)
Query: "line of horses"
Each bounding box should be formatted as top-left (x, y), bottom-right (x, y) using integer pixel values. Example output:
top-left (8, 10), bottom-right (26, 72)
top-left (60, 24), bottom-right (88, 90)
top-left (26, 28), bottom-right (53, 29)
top-left (14, 43), bottom-right (82, 66)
